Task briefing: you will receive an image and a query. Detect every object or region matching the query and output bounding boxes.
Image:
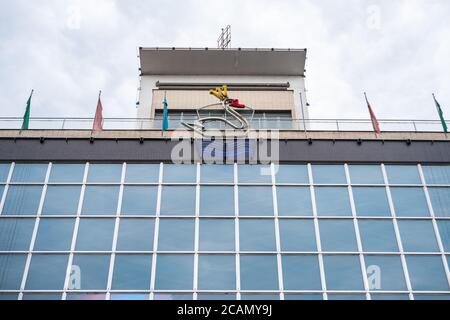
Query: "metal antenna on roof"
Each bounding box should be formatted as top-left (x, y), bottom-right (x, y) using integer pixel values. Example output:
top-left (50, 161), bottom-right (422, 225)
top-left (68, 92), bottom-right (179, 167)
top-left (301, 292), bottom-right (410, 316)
top-left (217, 25), bottom-right (231, 49)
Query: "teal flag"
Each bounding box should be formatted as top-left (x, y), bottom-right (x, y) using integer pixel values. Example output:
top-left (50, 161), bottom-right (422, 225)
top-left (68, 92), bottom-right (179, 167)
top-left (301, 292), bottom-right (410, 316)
top-left (22, 90), bottom-right (33, 130)
top-left (162, 94), bottom-right (169, 131)
top-left (433, 94), bottom-right (448, 133)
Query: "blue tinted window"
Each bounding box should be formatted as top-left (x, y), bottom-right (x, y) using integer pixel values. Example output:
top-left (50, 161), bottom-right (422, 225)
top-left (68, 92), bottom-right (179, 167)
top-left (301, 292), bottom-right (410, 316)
top-left (320, 220), bottom-right (358, 252)
top-left (353, 187), bottom-right (390, 216)
top-left (238, 165), bottom-right (272, 183)
top-left (413, 294), bottom-right (450, 300)
top-left (348, 165), bottom-right (384, 184)
top-left (82, 186), bottom-right (119, 215)
top-left (42, 186), bottom-right (81, 215)
top-left (371, 294), bottom-right (410, 300)
top-left (279, 219), bottom-right (317, 252)
top-left (110, 294), bottom-right (149, 300)
top-left (71, 254), bottom-right (110, 290)
top-left (365, 255), bottom-right (407, 291)
top-left (154, 293), bottom-right (193, 300)
top-left (315, 187), bottom-right (352, 216)
top-left (359, 220), bottom-right (399, 252)
top-left (158, 219), bottom-right (194, 251)
top-left (23, 294), bottom-right (62, 300)
top-left (386, 165), bottom-right (421, 184)
top-left (275, 164), bottom-right (309, 183)
top-left (240, 219), bottom-right (276, 251)
top-left (240, 255), bottom-right (279, 290)
top-left (201, 165), bottom-right (234, 183)
top-left (282, 255), bottom-right (321, 290)
top-left (0, 254), bottom-right (27, 290)
top-left (117, 218), bottom-right (154, 251)
top-left (200, 186), bottom-right (234, 216)
top-left (160, 186), bottom-right (195, 216)
top-left (277, 187), bottom-right (312, 216)
top-left (241, 294), bottom-right (280, 300)
top-left (87, 164), bottom-right (122, 182)
top-left (390, 187), bottom-right (429, 217)
top-left (437, 220), bottom-right (450, 252)
top-left (0, 163), bottom-right (11, 182)
top-left (407, 256), bottom-right (449, 291)
top-left (112, 254), bottom-right (152, 290)
top-left (2, 185), bottom-right (43, 215)
top-left (121, 186), bottom-right (157, 215)
top-left (25, 254), bottom-right (69, 290)
top-left (199, 219), bottom-right (235, 251)
top-left (423, 165), bottom-right (450, 185)
top-left (163, 164), bottom-right (196, 183)
top-left (34, 218), bottom-right (75, 251)
top-left (428, 188), bottom-right (450, 217)
top-left (312, 165), bottom-right (346, 184)
top-left (198, 255), bottom-right (236, 290)
top-left (284, 294), bottom-right (323, 300)
top-left (398, 220), bottom-right (439, 252)
top-left (323, 255), bottom-right (364, 290)
top-left (76, 218), bottom-right (115, 251)
top-left (66, 293), bottom-right (105, 300)
top-left (125, 163), bottom-right (160, 183)
top-left (155, 254), bottom-right (194, 290)
top-left (0, 294), bottom-right (18, 300)
top-left (197, 294), bottom-right (236, 300)
top-left (49, 164), bottom-right (85, 182)
top-left (12, 163), bottom-right (48, 182)
top-left (238, 186), bottom-right (273, 216)
top-left (0, 218), bottom-right (35, 251)
top-left (327, 294), bottom-right (366, 300)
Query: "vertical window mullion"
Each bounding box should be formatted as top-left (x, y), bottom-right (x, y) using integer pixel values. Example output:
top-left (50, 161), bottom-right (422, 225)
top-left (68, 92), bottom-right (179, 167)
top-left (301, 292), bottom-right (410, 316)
top-left (193, 163), bottom-right (200, 300)
top-left (0, 162), bottom-right (14, 216)
top-left (271, 163), bottom-right (284, 300)
top-left (234, 163), bottom-right (241, 300)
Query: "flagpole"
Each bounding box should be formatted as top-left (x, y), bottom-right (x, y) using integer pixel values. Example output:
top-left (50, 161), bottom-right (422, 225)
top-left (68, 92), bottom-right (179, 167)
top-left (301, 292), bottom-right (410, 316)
top-left (433, 93), bottom-right (448, 135)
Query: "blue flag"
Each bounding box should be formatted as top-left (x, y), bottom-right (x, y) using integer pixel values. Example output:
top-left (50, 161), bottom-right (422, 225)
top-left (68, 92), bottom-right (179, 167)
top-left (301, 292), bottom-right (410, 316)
top-left (162, 95), bottom-right (169, 131)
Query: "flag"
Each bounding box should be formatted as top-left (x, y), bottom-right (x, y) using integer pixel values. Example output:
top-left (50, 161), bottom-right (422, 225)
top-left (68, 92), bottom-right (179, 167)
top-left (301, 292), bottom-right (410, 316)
top-left (433, 93), bottom-right (448, 133)
top-left (364, 92), bottom-right (381, 134)
top-left (162, 93), bottom-right (169, 131)
top-left (93, 91), bottom-right (103, 131)
top-left (21, 90), bottom-right (33, 130)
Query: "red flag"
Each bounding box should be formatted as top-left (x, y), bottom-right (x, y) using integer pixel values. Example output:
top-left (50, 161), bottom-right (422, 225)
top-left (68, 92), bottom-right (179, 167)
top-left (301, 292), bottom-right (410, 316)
top-left (364, 92), bottom-right (381, 134)
top-left (93, 91), bottom-right (103, 131)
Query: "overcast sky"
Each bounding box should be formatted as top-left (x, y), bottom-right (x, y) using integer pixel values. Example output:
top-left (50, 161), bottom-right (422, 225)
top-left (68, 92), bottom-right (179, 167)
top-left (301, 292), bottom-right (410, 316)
top-left (0, 0), bottom-right (449, 121)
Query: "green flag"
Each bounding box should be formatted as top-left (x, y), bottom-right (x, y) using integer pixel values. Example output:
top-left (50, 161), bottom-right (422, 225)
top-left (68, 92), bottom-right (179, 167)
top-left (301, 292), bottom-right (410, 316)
top-left (22, 90), bottom-right (33, 130)
top-left (433, 93), bottom-right (448, 133)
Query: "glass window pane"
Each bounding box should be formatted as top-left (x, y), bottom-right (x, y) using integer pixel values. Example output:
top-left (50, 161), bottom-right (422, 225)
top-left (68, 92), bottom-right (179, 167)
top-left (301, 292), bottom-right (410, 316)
top-left (0, 218), bottom-right (35, 251)
top-left (240, 219), bottom-right (276, 251)
top-left (110, 293), bottom-right (150, 300)
top-left (0, 163), bottom-right (10, 182)
top-left (371, 294), bottom-right (410, 300)
top-left (2, 185), bottom-right (43, 215)
top-left (327, 294), bottom-right (366, 300)
top-left (279, 219), bottom-right (317, 252)
top-left (42, 186), bottom-right (81, 215)
top-left (359, 220), bottom-right (399, 252)
top-left (386, 165), bottom-right (421, 184)
top-left (284, 294), bottom-right (323, 300)
top-left (34, 218), bottom-right (75, 251)
top-left (406, 255), bottom-right (449, 291)
top-left (112, 254), bottom-right (152, 290)
top-left (87, 163), bottom-right (122, 183)
top-left (315, 187), bottom-right (352, 216)
top-left (121, 186), bottom-right (157, 215)
top-left (390, 187), bottom-right (429, 217)
top-left (282, 255), bottom-right (321, 290)
top-left (71, 254), bottom-right (110, 290)
top-left (158, 219), bottom-right (194, 251)
top-left (154, 293), bottom-right (193, 300)
top-left (197, 294), bottom-right (236, 300)
top-left (12, 163), bottom-right (48, 182)
top-left (66, 293), bottom-right (106, 300)
top-left (274, 164), bottom-right (309, 184)
top-left (438, 220), bottom-right (450, 252)
top-left (0, 294), bottom-right (18, 300)
top-left (353, 187), bottom-right (390, 217)
top-left (163, 164), bottom-right (196, 183)
top-left (238, 186), bottom-right (273, 216)
top-left (82, 186), bottom-right (119, 215)
top-left (160, 186), bottom-right (195, 216)
top-left (413, 294), bottom-right (450, 300)
top-left (117, 218), bottom-right (154, 251)
top-left (348, 165), bottom-right (384, 184)
top-left (241, 294), bottom-right (280, 300)
top-left (49, 163), bottom-right (85, 182)
top-left (398, 220), bottom-right (439, 252)
top-left (199, 219), bottom-right (235, 251)
top-left (238, 164), bottom-right (272, 183)
top-left (201, 165), bottom-right (234, 183)
top-left (125, 163), bottom-right (160, 183)
top-left (155, 254), bottom-right (194, 290)
top-left (240, 255), bottom-right (278, 290)
top-left (0, 254), bottom-right (27, 290)
top-left (23, 294), bottom-right (62, 300)
top-left (320, 220), bottom-right (358, 252)
top-left (423, 165), bottom-right (450, 185)
top-left (323, 255), bottom-right (364, 290)
top-left (76, 218), bottom-right (115, 251)
top-left (277, 187), bottom-right (312, 216)
top-left (198, 255), bottom-right (236, 290)
top-left (200, 186), bottom-right (234, 216)
top-left (25, 254), bottom-right (69, 290)
top-left (312, 164), bottom-right (346, 184)
top-left (365, 255), bottom-right (407, 291)
top-left (428, 187), bottom-right (450, 217)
